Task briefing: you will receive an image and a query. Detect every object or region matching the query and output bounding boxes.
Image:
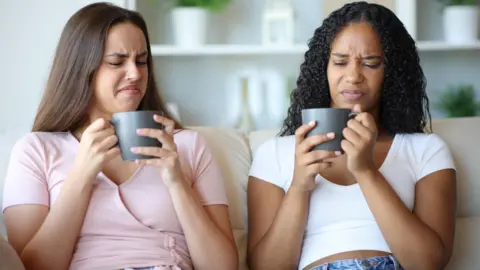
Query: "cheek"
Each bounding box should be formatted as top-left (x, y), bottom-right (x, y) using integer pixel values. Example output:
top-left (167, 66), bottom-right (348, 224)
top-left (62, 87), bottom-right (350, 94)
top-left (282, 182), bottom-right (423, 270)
top-left (366, 70), bottom-right (384, 95)
top-left (326, 65), bottom-right (341, 93)
top-left (94, 69), bottom-right (123, 97)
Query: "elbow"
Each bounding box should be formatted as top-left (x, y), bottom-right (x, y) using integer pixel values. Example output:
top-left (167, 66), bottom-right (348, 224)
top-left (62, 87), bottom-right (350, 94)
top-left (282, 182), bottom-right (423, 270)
top-left (20, 248), bottom-right (43, 270)
top-left (226, 243), bottom-right (240, 270)
top-left (248, 251), bottom-right (296, 270)
top-left (20, 248), bottom-right (63, 270)
top-left (401, 245), bottom-right (451, 270)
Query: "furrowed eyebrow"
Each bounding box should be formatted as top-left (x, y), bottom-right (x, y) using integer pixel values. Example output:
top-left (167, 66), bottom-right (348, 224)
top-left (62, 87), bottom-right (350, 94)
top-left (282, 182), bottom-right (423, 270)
top-left (332, 53), bottom-right (382, 60)
top-left (106, 50), bottom-right (148, 58)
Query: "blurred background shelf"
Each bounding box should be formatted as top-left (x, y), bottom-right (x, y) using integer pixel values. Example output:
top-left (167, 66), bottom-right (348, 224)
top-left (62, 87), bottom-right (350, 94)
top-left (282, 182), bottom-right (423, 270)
top-left (128, 0), bottom-right (480, 129)
top-left (150, 42), bottom-right (480, 56)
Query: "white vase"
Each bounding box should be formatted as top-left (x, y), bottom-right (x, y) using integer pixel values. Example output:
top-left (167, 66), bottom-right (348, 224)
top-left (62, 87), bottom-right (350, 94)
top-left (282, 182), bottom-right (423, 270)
top-left (394, 0), bottom-right (417, 40)
top-left (171, 7), bottom-right (208, 47)
top-left (443, 6), bottom-right (479, 44)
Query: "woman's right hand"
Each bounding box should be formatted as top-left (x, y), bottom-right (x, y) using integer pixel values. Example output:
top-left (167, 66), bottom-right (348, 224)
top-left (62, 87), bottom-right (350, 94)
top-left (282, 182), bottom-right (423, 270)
top-left (72, 118), bottom-right (120, 180)
top-left (292, 120), bottom-right (339, 192)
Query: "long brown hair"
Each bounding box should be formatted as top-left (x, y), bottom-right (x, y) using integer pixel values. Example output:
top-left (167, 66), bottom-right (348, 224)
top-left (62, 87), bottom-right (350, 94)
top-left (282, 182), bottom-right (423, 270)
top-left (32, 2), bottom-right (182, 132)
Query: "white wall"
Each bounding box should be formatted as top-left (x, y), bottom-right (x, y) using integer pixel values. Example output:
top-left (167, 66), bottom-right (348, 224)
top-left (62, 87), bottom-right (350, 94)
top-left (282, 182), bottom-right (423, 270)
top-left (0, 0), bottom-right (127, 236)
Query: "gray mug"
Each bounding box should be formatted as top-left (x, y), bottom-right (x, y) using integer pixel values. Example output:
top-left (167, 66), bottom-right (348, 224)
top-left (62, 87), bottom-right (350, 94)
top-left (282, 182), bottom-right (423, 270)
top-left (110, 110), bottom-right (164, 161)
top-left (301, 108), bottom-right (358, 152)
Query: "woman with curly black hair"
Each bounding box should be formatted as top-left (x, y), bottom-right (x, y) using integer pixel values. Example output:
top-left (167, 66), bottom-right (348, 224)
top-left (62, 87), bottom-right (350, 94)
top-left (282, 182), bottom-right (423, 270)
top-left (247, 2), bottom-right (456, 270)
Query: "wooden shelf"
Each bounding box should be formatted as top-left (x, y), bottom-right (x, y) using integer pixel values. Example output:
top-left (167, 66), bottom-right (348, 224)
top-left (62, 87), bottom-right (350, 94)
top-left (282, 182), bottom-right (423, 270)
top-left (150, 41), bottom-right (480, 56)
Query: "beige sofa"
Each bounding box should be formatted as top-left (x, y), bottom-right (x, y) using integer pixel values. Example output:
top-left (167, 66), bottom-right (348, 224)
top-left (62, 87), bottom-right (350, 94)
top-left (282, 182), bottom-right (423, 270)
top-left (193, 116), bottom-right (480, 270)
top-left (0, 117), bottom-right (478, 269)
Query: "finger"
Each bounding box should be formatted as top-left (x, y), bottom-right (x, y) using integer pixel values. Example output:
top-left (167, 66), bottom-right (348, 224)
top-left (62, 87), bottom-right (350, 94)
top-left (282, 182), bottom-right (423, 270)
top-left (343, 127), bottom-right (362, 146)
top-left (90, 127), bottom-right (116, 142)
top-left (352, 104), bottom-right (363, 113)
top-left (295, 121), bottom-right (317, 146)
top-left (130, 146), bottom-right (172, 158)
top-left (307, 162), bottom-right (333, 175)
top-left (97, 134), bottom-right (118, 151)
top-left (347, 119), bottom-right (371, 139)
top-left (298, 132), bottom-right (335, 153)
top-left (353, 112), bottom-right (376, 132)
top-left (85, 118), bottom-right (111, 133)
top-left (153, 114), bottom-right (175, 135)
top-left (299, 150), bottom-right (340, 166)
top-left (136, 128), bottom-right (176, 150)
top-left (135, 158), bottom-right (161, 166)
top-left (341, 139), bottom-right (355, 154)
top-left (104, 146), bottom-right (121, 161)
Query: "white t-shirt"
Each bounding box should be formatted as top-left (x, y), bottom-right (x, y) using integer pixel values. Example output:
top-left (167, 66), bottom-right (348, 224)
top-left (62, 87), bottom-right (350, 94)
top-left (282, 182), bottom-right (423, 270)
top-left (249, 132), bottom-right (456, 270)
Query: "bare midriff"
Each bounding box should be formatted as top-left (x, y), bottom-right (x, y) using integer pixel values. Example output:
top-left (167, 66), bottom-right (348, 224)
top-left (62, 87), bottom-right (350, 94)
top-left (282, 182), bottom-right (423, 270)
top-left (303, 250), bottom-right (392, 270)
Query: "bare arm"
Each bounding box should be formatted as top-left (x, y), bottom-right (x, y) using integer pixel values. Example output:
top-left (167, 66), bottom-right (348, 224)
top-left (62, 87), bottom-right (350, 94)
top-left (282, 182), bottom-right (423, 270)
top-left (247, 122), bottom-right (337, 270)
top-left (356, 169), bottom-right (456, 269)
top-left (247, 177), bottom-right (310, 270)
top-left (0, 234), bottom-right (25, 270)
top-left (4, 173), bottom-right (94, 270)
top-left (168, 180), bottom-right (238, 270)
top-left (4, 119), bottom-right (119, 270)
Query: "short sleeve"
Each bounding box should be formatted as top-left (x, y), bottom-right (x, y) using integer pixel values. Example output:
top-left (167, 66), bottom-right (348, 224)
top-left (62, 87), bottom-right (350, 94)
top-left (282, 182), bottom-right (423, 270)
top-left (249, 138), bottom-right (284, 188)
top-left (417, 133), bottom-right (456, 181)
top-left (191, 132), bottom-right (229, 206)
top-left (2, 133), bottom-right (49, 212)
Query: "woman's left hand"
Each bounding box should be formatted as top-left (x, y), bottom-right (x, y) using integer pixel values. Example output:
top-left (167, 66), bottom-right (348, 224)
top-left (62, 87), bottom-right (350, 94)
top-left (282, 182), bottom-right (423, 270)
top-left (341, 104), bottom-right (378, 176)
top-left (131, 114), bottom-right (184, 188)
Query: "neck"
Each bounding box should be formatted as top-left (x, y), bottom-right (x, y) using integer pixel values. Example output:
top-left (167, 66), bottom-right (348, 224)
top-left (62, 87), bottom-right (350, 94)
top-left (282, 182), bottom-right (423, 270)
top-left (73, 109), bottom-right (112, 141)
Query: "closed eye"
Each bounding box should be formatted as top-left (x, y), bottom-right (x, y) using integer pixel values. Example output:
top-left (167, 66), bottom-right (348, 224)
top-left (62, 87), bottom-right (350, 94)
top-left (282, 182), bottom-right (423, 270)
top-left (364, 63), bottom-right (382, 69)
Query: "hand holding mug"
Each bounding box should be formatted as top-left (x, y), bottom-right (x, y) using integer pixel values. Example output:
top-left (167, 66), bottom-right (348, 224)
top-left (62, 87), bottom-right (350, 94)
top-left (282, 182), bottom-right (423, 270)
top-left (130, 114), bottom-right (185, 188)
top-left (291, 121), bottom-right (340, 192)
top-left (72, 118), bottom-right (120, 180)
top-left (341, 104), bottom-right (378, 176)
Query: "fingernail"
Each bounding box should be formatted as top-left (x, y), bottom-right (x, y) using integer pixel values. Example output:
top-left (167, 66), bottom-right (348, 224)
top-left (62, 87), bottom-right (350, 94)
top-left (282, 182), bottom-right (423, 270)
top-left (136, 129), bottom-right (142, 134)
top-left (327, 132), bottom-right (335, 139)
top-left (335, 151), bottom-right (342, 156)
top-left (309, 120), bottom-right (315, 126)
top-left (131, 147), bottom-right (138, 152)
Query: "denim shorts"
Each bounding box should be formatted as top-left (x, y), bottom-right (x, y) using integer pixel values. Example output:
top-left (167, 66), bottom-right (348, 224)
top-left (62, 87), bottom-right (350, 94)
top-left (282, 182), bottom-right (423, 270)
top-left (310, 255), bottom-right (404, 270)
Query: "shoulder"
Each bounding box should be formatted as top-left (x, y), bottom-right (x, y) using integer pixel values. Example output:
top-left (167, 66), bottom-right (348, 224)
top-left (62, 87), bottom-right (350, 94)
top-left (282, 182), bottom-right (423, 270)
top-left (10, 131), bottom-right (74, 160)
top-left (253, 135), bottom-right (295, 159)
top-left (401, 132), bottom-right (451, 158)
top-left (399, 132), bottom-right (455, 180)
top-left (15, 131), bottom-right (72, 149)
top-left (173, 129), bottom-right (203, 147)
top-left (250, 135), bottom-right (295, 190)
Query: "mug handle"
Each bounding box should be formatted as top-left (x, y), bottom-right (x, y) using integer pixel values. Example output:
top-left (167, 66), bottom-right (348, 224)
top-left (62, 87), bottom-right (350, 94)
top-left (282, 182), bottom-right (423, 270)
top-left (348, 112), bottom-right (359, 119)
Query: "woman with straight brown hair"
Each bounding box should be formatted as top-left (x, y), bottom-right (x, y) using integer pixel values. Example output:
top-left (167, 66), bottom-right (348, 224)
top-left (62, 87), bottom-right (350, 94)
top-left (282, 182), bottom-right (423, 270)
top-left (2, 2), bottom-right (238, 270)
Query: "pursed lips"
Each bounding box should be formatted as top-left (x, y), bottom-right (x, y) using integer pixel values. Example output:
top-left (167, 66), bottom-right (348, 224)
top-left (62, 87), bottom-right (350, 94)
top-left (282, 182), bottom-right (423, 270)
top-left (117, 85), bottom-right (141, 96)
top-left (340, 90), bottom-right (364, 101)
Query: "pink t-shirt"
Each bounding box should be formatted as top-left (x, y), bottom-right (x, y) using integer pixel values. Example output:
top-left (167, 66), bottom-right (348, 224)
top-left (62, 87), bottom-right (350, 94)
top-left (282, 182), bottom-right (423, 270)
top-left (2, 129), bottom-right (229, 270)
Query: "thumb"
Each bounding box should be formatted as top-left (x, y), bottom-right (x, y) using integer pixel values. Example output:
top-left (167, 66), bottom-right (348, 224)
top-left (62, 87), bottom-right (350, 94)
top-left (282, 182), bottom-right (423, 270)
top-left (352, 104), bottom-right (363, 113)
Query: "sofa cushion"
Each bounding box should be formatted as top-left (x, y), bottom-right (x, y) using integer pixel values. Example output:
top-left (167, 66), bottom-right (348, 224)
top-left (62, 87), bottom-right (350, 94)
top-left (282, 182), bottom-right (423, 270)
top-left (190, 127), bottom-right (251, 270)
top-left (428, 117), bottom-right (480, 218)
top-left (446, 217), bottom-right (480, 269)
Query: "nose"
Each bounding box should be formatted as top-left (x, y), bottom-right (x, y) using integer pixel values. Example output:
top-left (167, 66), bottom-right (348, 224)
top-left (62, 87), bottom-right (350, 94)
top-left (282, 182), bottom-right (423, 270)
top-left (125, 61), bottom-right (142, 81)
top-left (344, 63), bottom-right (364, 84)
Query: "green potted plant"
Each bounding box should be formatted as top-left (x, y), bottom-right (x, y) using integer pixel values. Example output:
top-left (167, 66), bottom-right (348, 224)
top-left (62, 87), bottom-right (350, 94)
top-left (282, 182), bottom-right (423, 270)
top-left (163, 0), bottom-right (232, 47)
top-left (436, 0), bottom-right (479, 43)
top-left (435, 84), bottom-right (480, 117)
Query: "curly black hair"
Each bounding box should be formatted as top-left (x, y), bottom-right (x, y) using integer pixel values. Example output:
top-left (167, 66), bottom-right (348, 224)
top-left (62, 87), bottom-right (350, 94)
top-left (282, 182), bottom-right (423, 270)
top-left (279, 1), bottom-right (431, 136)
